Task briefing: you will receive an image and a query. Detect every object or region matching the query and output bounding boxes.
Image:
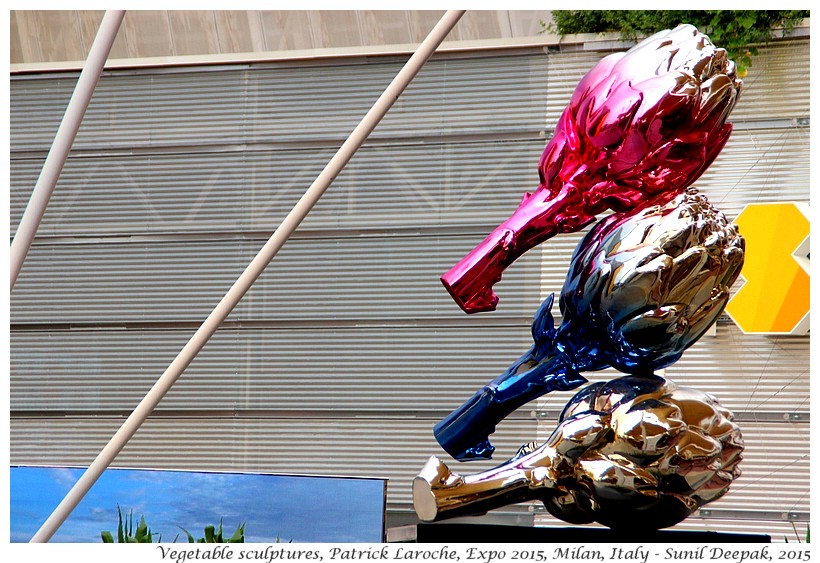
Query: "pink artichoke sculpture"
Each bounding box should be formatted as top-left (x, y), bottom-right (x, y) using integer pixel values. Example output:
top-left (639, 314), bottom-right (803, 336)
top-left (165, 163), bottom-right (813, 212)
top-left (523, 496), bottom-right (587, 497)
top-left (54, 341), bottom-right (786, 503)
top-left (442, 24), bottom-right (742, 313)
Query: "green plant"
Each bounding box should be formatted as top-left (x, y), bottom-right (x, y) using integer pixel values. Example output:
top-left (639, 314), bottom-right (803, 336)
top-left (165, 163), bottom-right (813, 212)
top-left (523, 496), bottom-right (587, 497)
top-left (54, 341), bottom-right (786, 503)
top-left (101, 507), bottom-right (245, 543)
top-left (784, 522), bottom-right (810, 544)
top-left (544, 10), bottom-right (809, 75)
top-left (179, 519), bottom-right (245, 543)
top-left (101, 506), bottom-right (158, 543)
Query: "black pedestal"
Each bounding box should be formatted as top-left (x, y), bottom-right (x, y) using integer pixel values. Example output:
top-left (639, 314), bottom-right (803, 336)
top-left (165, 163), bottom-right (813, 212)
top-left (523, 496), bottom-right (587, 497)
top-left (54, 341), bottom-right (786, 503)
top-left (415, 523), bottom-right (770, 543)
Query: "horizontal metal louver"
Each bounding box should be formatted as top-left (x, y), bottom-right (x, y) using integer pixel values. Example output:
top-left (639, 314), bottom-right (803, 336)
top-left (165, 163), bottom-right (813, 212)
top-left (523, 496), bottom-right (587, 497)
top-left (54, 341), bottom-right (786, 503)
top-left (10, 54), bottom-right (549, 153)
top-left (727, 40), bottom-right (810, 122)
top-left (10, 140), bottom-right (549, 237)
top-left (10, 235), bottom-right (544, 323)
top-left (10, 37), bottom-right (808, 536)
top-left (692, 126), bottom-right (810, 218)
top-left (11, 325), bottom-right (539, 412)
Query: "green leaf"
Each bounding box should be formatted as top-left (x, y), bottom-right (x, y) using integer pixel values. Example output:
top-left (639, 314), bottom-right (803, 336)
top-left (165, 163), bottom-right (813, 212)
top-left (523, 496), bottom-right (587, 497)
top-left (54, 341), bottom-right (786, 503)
top-left (737, 12), bottom-right (757, 30)
top-left (228, 523), bottom-right (245, 543)
top-left (101, 531), bottom-right (114, 543)
top-left (179, 526), bottom-right (196, 544)
top-left (135, 516), bottom-right (150, 542)
top-left (204, 524), bottom-right (215, 543)
top-left (546, 9), bottom-right (809, 69)
top-left (126, 509), bottom-right (134, 538)
top-left (116, 506), bottom-right (125, 544)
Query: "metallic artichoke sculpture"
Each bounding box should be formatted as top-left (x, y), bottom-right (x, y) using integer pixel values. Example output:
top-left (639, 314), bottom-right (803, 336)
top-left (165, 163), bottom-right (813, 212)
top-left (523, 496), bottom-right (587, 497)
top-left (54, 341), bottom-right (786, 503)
top-left (442, 24), bottom-right (742, 314)
top-left (434, 188), bottom-right (744, 461)
top-left (415, 375), bottom-right (744, 530)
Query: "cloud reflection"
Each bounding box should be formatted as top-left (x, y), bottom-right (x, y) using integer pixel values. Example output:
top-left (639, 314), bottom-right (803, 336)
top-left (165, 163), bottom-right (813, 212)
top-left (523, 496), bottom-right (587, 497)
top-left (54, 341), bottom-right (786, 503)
top-left (11, 466), bottom-right (385, 543)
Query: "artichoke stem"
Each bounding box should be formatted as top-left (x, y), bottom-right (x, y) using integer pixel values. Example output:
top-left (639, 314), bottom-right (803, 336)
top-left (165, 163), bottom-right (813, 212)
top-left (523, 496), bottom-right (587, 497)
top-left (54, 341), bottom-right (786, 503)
top-left (413, 455), bottom-right (544, 522)
top-left (441, 189), bottom-right (592, 314)
top-left (434, 354), bottom-right (582, 461)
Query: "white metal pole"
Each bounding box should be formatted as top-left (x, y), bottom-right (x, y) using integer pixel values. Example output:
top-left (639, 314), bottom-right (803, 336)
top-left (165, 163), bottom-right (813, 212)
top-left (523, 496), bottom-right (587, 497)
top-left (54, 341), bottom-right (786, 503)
top-left (10, 10), bottom-right (125, 290)
top-left (29, 10), bottom-right (465, 543)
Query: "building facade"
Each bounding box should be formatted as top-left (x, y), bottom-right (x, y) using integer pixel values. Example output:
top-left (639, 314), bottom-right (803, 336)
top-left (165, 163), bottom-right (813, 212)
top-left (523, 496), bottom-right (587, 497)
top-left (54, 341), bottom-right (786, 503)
top-left (10, 11), bottom-right (810, 540)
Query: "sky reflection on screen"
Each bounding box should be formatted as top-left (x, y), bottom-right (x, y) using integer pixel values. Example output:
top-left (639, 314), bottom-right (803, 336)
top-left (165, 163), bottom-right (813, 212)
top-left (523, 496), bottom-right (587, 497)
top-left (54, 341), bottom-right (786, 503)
top-left (10, 466), bottom-right (386, 543)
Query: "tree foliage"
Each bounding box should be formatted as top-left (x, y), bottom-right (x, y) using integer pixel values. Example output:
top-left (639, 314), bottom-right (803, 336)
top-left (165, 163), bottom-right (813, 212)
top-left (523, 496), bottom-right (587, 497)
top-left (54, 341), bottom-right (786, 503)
top-left (546, 10), bottom-right (808, 74)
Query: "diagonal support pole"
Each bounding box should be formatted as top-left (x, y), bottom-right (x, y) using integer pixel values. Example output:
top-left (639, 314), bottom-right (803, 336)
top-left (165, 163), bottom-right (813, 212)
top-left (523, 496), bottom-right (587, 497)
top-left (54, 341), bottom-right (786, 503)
top-left (10, 10), bottom-right (126, 291)
top-left (29, 9), bottom-right (466, 542)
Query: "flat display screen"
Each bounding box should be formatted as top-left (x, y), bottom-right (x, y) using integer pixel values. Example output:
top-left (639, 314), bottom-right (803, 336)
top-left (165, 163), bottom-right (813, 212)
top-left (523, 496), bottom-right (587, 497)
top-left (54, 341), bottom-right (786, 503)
top-left (10, 465), bottom-right (387, 543)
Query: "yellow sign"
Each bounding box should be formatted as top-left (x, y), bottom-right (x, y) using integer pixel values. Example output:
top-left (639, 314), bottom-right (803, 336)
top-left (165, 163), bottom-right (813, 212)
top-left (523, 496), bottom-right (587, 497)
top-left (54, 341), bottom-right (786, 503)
top-left (725, 202), bottom-right (810, 335)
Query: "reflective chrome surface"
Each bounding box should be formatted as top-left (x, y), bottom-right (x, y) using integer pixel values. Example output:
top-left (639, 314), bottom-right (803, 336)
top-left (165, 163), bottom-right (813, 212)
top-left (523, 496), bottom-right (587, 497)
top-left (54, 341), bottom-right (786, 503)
top-left (441, 24), bottom-right (742, 313)
top-left (416, 375), bottom-right (743, 530)
top-left (434, 188), bottom-right (744, 460)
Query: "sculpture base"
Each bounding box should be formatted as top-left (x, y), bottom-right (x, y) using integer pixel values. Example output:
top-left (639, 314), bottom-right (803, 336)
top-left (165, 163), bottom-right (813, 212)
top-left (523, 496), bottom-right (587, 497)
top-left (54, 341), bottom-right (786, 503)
top-left (414, 523), bottom-right (770, 543)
